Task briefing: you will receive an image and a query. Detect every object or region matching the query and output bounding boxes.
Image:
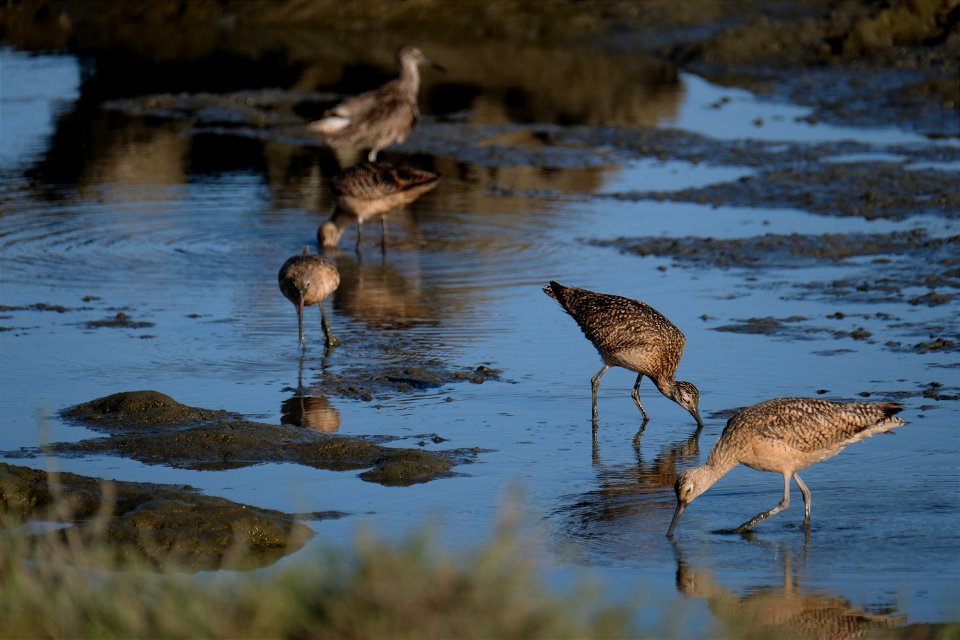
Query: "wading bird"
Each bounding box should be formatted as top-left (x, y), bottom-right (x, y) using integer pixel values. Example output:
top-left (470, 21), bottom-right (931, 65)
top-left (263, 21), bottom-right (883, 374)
top-left (544, 281), bottom-right (703, 432)
top-left (668, 397), bottom-right (906, 535)
top-left (319, 161), bottom-right (439, 251)
top-left (278, 247), bottom-right (340, 347)
top-left (308, 46), bottom-right (444, 162)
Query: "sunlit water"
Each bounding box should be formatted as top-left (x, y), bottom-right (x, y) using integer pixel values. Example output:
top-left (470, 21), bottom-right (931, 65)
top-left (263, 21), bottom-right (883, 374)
top-left (1, 44), bottom-right (958, 634)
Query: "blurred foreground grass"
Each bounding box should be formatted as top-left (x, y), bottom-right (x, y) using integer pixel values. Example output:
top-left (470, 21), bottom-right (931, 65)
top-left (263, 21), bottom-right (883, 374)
top-left (3, 471), bottom-right (959, 639)
top-left (5, 504), bottom-right (960, 639)
top-left (0, 503), bottom-right (639, 639)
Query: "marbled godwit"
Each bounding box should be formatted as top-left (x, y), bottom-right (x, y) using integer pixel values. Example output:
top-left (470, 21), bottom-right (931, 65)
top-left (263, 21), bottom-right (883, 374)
top-left (307, 46), bottom-right (444, 162)
top-left (319, 161), bottom-right (440, 251)
top-left (667, 398), bottom-right (906, 536)
top-left (543, 281), bottom-right (703, 431)
top-left (278, 246), bottom-right (340, 347)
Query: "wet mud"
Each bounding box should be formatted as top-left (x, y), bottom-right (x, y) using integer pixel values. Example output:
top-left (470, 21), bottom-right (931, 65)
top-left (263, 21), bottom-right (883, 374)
top-left (3, 0), bottom-right (956, 137)
top-left (83, 311), bottom-right (155, 330)
top-left (313, 362), bottom-right (502, 402)
top-left (598, 231), bottom-right (959, 357)
top-left (604, 164), bottom-right (960, 220)
top-left (10, 391), bottom-right (476, 485)
top-left (595, 231), bottom-right (959, 269)
top-left (666, 0), bottom-right (959, 136)
top-left (0, 461), bottom-right (317, 572)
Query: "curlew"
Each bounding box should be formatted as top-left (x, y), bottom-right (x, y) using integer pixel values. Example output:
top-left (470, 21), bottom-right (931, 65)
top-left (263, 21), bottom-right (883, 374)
top-left (319, 161), bottom-right (440, 251)
top-left (544, 281), bottom-right (703, 431)
top-left (667, 397), bottom-right (906, 536)
top-left (278, 246), bottom-right (341, 347)
top-left (307, 46), bottom-right (444, 162)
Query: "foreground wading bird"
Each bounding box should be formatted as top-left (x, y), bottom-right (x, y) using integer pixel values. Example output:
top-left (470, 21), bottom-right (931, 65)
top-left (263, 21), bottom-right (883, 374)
top-left (544, 281), bottom-right (703, 431)
top-left (319, 161), bottom-right (440, 251)
top-left (307, 46), bottom-right (444, 162)
top-left (278, 247), bottom-right (340, 347)
top-left (667, 398), bottom-right (906, 536)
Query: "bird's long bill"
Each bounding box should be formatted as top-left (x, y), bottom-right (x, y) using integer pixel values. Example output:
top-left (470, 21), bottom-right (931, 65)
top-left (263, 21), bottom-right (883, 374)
top-left (691, 408), bottom-right (705, 429)
top-left (430, 60), bottom-right (447, 73)
top-left (297, 295), bottom-right (305, 344)
top-left (667, 501), bottom-right (686, 537)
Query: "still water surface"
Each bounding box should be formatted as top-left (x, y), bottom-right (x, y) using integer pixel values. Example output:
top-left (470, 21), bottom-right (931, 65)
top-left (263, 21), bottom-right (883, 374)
top-left (1, 43), bottom-right (958, 634)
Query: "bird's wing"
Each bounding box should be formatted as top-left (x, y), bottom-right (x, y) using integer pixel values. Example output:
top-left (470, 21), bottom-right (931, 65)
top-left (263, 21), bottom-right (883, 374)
top-left (332, 162), bottom-right (439, 198)
top-left (723, 398), bottom-right (904, 453)
top-left (555, 286), bottom-right (684, 356)
top-left (324, 85), bottom-right (385, 120)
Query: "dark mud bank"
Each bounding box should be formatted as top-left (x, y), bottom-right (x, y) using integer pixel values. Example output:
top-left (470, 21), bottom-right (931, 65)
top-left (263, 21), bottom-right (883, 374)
top-left (0, 389), bottom-right (482, 572)
top-left (0, 461), bottom-right (316, 572)
top-left (17, 391), bottom-right (479, 486)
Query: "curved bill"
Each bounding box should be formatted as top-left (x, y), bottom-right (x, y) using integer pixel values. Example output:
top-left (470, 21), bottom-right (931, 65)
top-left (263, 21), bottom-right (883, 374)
top-left (667, 501), bottom-right (686, 537)
top-left (691, 408), bottom-right (704, 430)
top-left (297, 295), bottom-right (305, 344)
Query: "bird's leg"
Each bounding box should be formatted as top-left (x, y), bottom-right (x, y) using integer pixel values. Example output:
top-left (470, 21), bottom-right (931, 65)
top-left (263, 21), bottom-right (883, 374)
top-left (793, 472), bottom-right (812, 527)
top-left (631, 373), bottom-right (650, 422)
top-left (735, 472), bottom-right (791, 533)
top-left (355, 221), bottom-right (363, 253)
top-left (380, 216), bottom-right (387, 254)
top-left (590, 364), bottom-right (610, 425)
top-left (319, 301), bottom-right (340, 348)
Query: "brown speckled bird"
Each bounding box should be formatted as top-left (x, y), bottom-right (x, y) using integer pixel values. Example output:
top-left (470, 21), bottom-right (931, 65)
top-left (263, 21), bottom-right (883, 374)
top-left (668, 398), bottom-right (906, 535)
top-left (544, 281), bottom-right (703, 430)
top-left (319, 161), bottom-right (440, 251)
top-left (307, 46), bottom-right (444, 162)
top-left (278, 247), bottom-right (340, 347)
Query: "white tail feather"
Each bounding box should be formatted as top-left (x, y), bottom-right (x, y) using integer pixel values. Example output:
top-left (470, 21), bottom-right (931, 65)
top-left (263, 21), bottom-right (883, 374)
top-left (308, 116), bottom-right (351, 135)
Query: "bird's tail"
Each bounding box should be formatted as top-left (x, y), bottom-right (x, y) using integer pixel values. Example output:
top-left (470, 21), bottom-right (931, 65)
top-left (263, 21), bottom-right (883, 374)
top-left (856, 402), bottom-right (907, 440)
top-left (543, 280), bottom-right (565, 302)
top-left (308, 116), bottom-right (351, 136)
top-left (876, 402), bottom-right (907, 432)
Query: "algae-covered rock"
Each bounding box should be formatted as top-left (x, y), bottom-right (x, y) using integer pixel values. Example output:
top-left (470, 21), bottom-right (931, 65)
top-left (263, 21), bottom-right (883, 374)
top-left (61, 390), bottom-right (232, 428)
top-left (47, 391), bottom-right (474, 485)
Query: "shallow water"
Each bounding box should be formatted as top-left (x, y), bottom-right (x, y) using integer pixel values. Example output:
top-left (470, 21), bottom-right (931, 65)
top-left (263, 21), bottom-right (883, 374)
top-left (1, 41), bottom-right (958, 635)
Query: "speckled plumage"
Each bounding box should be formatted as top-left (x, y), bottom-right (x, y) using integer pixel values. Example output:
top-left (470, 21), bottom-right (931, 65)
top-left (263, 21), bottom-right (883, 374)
top-left (544, 281), bottom-right (703, 431)
top-left (278, 247), bottom-right (340, 347)
top-left (668, 397), bottom-right (906, 535)
top-left (307, 46), bottom-right (442, 162)
top-left (319, 161), bottom-right (440, 249)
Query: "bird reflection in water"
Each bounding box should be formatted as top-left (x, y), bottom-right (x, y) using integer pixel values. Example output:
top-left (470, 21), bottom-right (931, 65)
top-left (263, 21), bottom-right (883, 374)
top-left (328, 248), bottom-right (433, 331)
top-left (672, 539), bottom-right (906, 639)
top-left (281, 352), bottom-right (341, 433)
top-left (557, 426), bottom-right (703, 540)
top-left (281, 394), bottom-right (341, 433)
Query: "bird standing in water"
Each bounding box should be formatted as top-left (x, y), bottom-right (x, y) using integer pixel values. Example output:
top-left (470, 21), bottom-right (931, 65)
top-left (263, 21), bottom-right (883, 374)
top-left (278, 247), bottom-right (340, 347)
top-left (668, 397), bottom-right (906, 535)
top-left (318, 161), bottom-right (440, 251)
top-left (308, 46), bottom-right (444, 162)
top-left (544, 281), bottom-right (703, 433)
